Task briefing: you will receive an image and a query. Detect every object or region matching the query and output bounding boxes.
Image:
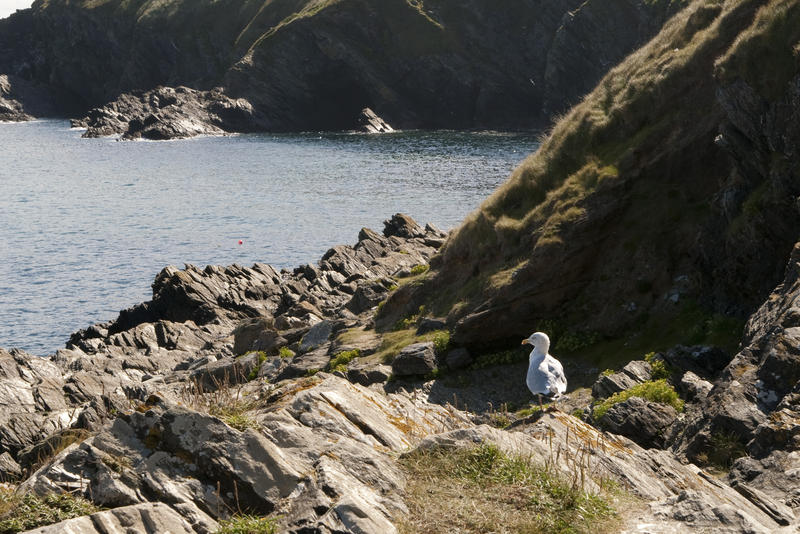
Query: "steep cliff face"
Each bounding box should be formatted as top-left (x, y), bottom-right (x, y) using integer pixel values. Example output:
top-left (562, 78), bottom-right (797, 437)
top-left (0, 0), bottom-right (681, 130)
top-left (393, 0), bottom-right (800, 353)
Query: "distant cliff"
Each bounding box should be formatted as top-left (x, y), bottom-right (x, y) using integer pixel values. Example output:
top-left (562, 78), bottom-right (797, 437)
top-left (0, 0), bottom-right (681, 131)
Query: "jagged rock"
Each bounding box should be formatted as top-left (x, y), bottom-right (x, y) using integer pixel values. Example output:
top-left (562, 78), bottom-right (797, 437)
top-left (391, 342), bottom-right (436, 377)
top-left (356, 107), bottom-right (393, 133)
top-left (277, 344), bottom-right (331, 380)
top-left (679, 370), bottom-right (713, 401)
top-left (20, 502), bottom-right (216, 534)
top-left (0, 451), bottom-right (21, 481)
top-left (444, 348), bottom-right (472, 370)
top-left (189, 352), bottom-right (260, 392)
top-left (599, 396), bottom-right (677, 449)
top-left (299, 320), bottom-right (333, 353)
top-left (383, 213), bottom-right (425, 239)
top-left (346, 362), bottom-right (392, 386)
top-left (662, 345), bottom-right (732, 380)
top-left (591, 360), bottom-right (652, 398)
top-left (21, 375), bottom-right (467, 533)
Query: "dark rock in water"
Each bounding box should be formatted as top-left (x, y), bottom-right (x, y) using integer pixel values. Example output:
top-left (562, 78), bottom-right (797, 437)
top-left (383, 213), bottom-right (426, 239)
top-left (599, 396), bottom-right (677, 449)
top-left (75, 86), bottom-right (262, 140)
top-left (444, 348), bottom-right (472, 370)
top-left (591, 360), bottom-right (652, 399)
top-left (356, 107), bottom-right (393, 133)
top-left (391, 342), bottom-right (436, 377)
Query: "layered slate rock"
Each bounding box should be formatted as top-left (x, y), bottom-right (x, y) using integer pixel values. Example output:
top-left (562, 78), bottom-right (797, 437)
top-left (591, 359), bottom-right (653, 398)
top-left (21, 503), bottom-right (214, 534)
top-left (673, 242), bottom-right (800, 508)
top-left (20, 375), bottom-right (469, 534)
top-left (0, 216), bottom-right (445, 475)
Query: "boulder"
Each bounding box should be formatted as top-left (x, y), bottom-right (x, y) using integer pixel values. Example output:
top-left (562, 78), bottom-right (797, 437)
top-left (598, 396), bottom-right (678, 449)
top-left (416, 317), bottom-right (447, 335)
top-left (591, 360), bottom-right (652, 398)
top-left (391, 342), bottom-right (436, 377)
top-left (299, 320), bottom-right (333, 353)
top-left (679, 370), bottom-right (713, 401)
top-left (444, 348), bottom-right (472, 370)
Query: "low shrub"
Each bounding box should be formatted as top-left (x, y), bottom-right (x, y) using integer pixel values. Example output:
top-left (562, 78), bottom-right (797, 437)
top-left (216, 514), bottom-right (279, 534)
top-left (0, 490), bottom-right (100, 533)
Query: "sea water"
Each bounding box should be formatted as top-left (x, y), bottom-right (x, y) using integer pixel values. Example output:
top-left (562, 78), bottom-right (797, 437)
top-left (0, 120), bottom-right (539, 354)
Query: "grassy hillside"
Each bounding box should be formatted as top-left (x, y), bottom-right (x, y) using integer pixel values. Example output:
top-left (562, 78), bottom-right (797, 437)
top-left (386, 0), bottom-right (800, 360)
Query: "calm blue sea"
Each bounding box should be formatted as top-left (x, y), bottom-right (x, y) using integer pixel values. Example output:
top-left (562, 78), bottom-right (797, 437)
top-left (0, 120), bottom-right (538, 355)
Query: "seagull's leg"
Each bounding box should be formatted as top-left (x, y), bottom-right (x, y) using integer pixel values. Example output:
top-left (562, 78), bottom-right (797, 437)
top-left (538, 394), bottom-right (544, 413)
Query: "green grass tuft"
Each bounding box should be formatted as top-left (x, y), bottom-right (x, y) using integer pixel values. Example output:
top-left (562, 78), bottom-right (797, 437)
top-left (215, 514), bottom-right (279, 534)
top-left (593, 379), bottom-right (683, 421)
top-left (278, 347), bottom-right (295, 359)
top-left (0, 490), bottom-right (100, 533)
top-left (327, 349), bottom-right (360, 373)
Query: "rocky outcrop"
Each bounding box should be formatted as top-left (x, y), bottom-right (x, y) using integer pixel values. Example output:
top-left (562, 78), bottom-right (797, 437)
top-left (72, 86), bottom-right (262, 140)
top-left (0, 215), bottom-right (442, 474)
top-left (0, 0), bottom-right (681, 134)
top-left (20, 374), bottom-right (469, 533)
top-left (673, 242), bottom-right (800, 475)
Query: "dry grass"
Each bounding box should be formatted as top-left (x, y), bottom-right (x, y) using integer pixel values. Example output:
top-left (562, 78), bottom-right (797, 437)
top-left (0, 487), bottom-right (99, 534)
top-left (180, 377), bottom-right (264, 431)
top-left (398, 444), bottom-right (621, 534)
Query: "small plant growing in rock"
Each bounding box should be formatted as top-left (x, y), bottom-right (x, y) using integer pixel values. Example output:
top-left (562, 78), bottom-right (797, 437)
top-left (410, 264), bottom-right (429, 276)
top-left (431, 330), bottom-right (450, 354)
top-left (644, 352), bottom-right (672, 380)
top-left (278, 347), bottom-right (295, 359)
top-left (0, 490), bottom-right (100, 533)
top-left (327, 349), bottom-right (360, 373)
top-left (600, 368), bottom-right (615, 377)
top-left (215, 514), bottom-right (279, 534)
top-left (705, 431), bottom-right (747, 469)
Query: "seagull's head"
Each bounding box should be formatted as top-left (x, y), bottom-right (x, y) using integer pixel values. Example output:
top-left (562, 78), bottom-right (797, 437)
top-left (522, 331), bottom-right (550, 352)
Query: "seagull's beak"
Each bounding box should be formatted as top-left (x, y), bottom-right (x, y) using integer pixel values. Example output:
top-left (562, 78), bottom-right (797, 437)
top-left (521, 339), bottom-right (530, 345)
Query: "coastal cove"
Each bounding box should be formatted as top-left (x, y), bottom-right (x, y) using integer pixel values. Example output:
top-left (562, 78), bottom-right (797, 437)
top-left (0, 120), bottom-right (538, 355)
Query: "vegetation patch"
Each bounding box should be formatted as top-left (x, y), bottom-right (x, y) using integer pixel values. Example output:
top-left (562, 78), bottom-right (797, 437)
top-left (644, 352), bottom-right (672, 380)
top-left (399, 444), bottom-right (619, 534)
top-left (0, 489), bottom-right (100, 533)
top-left (592, 379), bottom-right (684, 421)
top-left (700, 431), bottom-right (747, 470)
top-left (410, 264), bottom-right (430, 276)
top-left (215, 514), bottom-right (279, 534)
top-left (246, 351), bottom-right (268, 380)
top-left (327, 349), bottom-right (360, 373)
top-left (278, 347), bottom-right (295, 359)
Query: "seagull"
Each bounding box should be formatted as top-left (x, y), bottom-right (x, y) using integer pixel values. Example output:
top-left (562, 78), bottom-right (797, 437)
top-left (522, 332), bottom-right (567, 410)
